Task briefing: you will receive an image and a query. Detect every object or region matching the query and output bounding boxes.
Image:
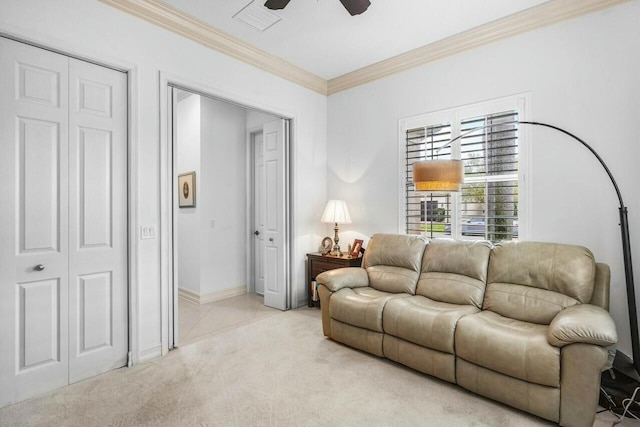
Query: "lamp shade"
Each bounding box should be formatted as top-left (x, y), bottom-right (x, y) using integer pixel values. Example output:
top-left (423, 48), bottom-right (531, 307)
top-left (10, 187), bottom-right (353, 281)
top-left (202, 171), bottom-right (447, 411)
top-left (321, 200), bottom-right (352, 224)
top-left (412, 160), bottom-right (463, 192)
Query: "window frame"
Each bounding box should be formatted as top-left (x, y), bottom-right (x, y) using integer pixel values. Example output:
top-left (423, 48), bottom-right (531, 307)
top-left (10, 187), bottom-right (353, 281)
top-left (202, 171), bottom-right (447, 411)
top-left (397, 94), bottom-right (531, 241)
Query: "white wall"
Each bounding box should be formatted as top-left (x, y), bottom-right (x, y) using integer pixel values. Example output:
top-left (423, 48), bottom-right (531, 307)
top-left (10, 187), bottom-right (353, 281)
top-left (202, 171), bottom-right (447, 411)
top-left (247, 110), bottom-right (279, 130)
top-left (328, 1), bottom-right (640, 356)
top-left (199, 96), bottom-right (247, 296)
top-left (0, 0), bottom-right (328, 361)
top-left (177, 94), bottom-right (201, 293)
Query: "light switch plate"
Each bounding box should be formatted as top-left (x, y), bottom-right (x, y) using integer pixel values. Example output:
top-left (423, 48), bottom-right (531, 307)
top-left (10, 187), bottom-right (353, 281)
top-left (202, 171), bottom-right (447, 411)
top-left (140, 225), bottom-right (156, 239)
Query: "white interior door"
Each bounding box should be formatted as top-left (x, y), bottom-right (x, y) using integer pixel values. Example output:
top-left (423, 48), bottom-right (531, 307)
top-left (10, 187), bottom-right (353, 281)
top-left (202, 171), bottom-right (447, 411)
top-left (67, 58), bottom-right (128, 383)
top-left (0, 38), bottom-right (127, 407)
top-left (253, 132), bottom-right (265, 296)
top-left (0, 37), bottom-right (70, 407)
top-left (262, 119), bottom-right (288, 310)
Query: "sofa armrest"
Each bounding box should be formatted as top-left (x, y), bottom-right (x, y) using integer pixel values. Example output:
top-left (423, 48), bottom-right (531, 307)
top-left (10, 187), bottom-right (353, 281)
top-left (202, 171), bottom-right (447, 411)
top-left (547, 304), bottom-right (617, 348)
top-left (316, 267), bottom-right (369, 292)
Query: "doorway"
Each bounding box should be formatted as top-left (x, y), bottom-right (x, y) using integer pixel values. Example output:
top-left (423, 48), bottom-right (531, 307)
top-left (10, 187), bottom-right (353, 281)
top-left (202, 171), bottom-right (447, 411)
top-left (167, 86), bottom-right (291, 349)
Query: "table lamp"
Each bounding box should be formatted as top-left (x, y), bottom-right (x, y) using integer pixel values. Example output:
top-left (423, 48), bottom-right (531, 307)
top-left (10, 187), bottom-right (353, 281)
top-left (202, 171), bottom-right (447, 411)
top-left (321, 200), bottom-right (351, 256)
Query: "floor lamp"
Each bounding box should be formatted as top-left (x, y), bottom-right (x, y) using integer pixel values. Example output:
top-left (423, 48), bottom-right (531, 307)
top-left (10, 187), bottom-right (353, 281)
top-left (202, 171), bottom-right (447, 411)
top-left (412, 120), bottom-right (638, 386)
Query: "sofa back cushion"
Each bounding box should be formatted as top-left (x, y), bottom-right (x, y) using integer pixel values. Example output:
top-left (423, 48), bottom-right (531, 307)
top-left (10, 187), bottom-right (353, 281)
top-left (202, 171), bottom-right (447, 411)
top-left (362, 233), bottom-right (426, 294)
top-left (485, 241), bottom-right (596, 324)
top-left (416, 239), bottom-right (492, 308)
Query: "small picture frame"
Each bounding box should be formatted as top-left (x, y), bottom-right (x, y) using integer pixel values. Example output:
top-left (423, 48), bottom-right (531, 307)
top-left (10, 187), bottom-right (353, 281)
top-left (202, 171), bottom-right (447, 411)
top-left (178, 171), bottom-right (196, 208)
top-left (320, 236), bottom-right (333, 255)
top-left (350, 239), bottom-right (363, 258)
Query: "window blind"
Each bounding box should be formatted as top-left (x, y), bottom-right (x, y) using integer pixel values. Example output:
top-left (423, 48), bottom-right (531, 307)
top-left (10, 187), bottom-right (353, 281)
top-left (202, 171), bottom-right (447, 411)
top-left (405, 123), bottom-right (453, 237)
top-left (460, 110), bottom-right (519, 242)
top-left (404, 109), bottom-right (519, 242)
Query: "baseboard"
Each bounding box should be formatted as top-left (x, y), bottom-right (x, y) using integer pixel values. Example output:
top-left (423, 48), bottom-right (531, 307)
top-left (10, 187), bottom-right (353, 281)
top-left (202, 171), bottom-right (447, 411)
top-left (139, 344), bottom-right (162, 363)
top-left (178, 285), bottom-right (247, 305)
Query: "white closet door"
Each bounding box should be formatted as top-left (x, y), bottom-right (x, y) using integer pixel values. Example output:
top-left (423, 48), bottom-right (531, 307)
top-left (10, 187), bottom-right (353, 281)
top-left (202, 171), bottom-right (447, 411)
top-left (67, 58), bottom-right (128, 383)
top-left (0, 38), bottom-right (128, 407)
top-left (0, 37), bottom-right (70, 406)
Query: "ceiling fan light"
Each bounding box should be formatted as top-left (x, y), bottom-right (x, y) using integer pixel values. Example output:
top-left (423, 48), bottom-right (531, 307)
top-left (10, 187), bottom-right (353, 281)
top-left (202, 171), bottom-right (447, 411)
top-left (339, 0), bottom-right (371, 16)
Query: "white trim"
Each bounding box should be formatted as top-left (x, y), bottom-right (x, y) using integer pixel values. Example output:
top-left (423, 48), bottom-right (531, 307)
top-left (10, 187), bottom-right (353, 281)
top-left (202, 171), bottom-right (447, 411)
top-left (138, 344), bottom-right (162, 363)
top-left (326, 0), bottom-right (630, 94)
top-left (127, 66), bottom-right (141, 366)
top-left (97, 0), bottom-right (627, 96)
top-left (98, 0), bottom-right (326, 95)
top-left (160, 78), bottom-right (171, 357)
top-left (178, 286), bottom-right (247, 305)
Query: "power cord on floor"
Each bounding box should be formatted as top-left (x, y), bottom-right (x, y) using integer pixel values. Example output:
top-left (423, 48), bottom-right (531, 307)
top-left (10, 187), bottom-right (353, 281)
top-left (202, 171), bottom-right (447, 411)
top-left (612, 386), bottom-right (640, 426)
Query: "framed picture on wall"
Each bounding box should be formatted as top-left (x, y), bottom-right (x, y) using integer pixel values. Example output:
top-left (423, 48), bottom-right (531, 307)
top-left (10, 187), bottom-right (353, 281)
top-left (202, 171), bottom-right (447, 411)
top-left (178, 171), bottom-right (196, 208)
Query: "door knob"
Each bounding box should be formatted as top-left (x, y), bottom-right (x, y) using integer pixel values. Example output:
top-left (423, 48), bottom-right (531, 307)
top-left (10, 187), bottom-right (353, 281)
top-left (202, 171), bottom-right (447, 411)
top-left (269, 238), bottom-right (274, 242)
top-left (254, 230), bottom-right (260, 236)
top-left (34, 264), bottom-right (45, 271)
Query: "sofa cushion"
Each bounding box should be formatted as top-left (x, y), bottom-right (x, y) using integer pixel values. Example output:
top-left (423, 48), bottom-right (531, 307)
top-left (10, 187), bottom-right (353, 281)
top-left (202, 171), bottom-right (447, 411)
top-left (362, 233), bottom-right (426, 294)
top-left (456, 311), bottom-right (560, 388)
top-left (483, 283), bottom-right (579, 325)
top-left (488, 241), bottom-right (595, 302)
top-left (383, 295), bottom-right (478, 354)
top-left (417, 239), bottom-right (491, 308)
top-left (330, 287), bottom-right (409, 332)
top-left (486, 241), bottom-right (596, 323)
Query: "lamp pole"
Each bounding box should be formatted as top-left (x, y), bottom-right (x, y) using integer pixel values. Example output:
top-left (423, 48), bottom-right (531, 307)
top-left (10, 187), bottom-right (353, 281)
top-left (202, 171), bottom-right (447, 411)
top-left (439, 120), bottom-right (638, 376)
top-left (518, 121), bottom-right (639, 377)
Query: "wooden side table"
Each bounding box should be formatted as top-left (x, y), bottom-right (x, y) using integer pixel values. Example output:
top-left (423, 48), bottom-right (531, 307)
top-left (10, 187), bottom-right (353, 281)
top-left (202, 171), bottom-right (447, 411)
top-left (307, 252), bottom-right (363, 307)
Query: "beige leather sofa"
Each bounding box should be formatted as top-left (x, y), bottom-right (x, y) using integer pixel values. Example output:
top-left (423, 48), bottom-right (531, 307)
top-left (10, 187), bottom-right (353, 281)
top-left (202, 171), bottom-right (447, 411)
top-left (316, 233), bottom-right (618, 427)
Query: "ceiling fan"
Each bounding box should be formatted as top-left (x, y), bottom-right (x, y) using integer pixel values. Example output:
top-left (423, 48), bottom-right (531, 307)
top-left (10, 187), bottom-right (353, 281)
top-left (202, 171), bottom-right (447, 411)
top-left (264, 0), bottom-right (371, 16)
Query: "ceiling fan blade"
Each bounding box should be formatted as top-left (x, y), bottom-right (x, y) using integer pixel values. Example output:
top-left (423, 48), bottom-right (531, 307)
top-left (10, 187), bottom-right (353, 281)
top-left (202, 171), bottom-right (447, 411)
top-left (339, 0), bottom-right (371, 16)
top-left (264, 0), bottom-right (291, 10)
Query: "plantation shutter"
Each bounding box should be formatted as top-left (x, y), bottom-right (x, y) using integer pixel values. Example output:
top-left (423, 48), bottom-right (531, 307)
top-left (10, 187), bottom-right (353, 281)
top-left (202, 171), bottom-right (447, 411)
top-left (405, 123), bottom-right (453, 237)
top-left (404, 109), bottom-right (519, 242)
top-left (460, 110), bottom-right (519, 242)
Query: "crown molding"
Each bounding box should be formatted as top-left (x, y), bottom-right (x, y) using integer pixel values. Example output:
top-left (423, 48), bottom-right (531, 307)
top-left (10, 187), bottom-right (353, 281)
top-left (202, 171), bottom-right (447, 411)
top-left (98, 0), bottom-right (328, 95)
top-left (327, 0), bottom-right (630, 94)
top-left (100, 0), bottom-right (628, 97)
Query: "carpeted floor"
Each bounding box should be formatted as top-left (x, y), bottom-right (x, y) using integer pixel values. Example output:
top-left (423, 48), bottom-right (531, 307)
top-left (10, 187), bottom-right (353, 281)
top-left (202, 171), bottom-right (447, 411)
top-left (0, 303), bottom-right (633, 426)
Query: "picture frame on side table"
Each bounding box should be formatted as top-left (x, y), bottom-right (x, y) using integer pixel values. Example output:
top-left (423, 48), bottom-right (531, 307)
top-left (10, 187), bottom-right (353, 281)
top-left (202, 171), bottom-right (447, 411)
top-left (178, 171), bottom-right (196, 208)
top-left (321, 236), bottom-right (333, 255)
top-left (350, 239), bottom-right (363, 258)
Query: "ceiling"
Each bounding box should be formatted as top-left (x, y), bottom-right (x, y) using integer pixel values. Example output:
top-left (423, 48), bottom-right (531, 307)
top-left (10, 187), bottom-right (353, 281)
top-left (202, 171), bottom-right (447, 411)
top-left (161, 0), bottom-right (548, 80)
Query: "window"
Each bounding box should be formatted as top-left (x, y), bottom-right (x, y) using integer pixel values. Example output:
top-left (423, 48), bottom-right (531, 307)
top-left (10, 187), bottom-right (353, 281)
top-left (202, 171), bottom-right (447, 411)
top-left (405, 123), bottom-right (453, 236)
top-left (401, 97), bottom-right (527, 242)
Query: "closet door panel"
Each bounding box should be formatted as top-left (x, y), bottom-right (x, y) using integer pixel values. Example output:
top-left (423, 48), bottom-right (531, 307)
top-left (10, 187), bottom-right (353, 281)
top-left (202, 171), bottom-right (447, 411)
top-left (0, 37), bottom-right (70, 407)
top-left (68, 58), bottom-right (128, 384)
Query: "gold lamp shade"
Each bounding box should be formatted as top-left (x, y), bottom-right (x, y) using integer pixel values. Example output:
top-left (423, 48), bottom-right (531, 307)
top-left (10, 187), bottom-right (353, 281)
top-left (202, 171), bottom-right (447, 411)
top-left (412, 159), bottom-right (463, 192)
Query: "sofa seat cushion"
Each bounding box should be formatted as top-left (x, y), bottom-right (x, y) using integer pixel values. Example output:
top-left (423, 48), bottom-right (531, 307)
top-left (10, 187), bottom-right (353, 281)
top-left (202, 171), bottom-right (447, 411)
top-left (330, 287), bottom-right (409, 332)
top-left (383, 295), bottom-right (479, 354)
top-left (456, 311), bottom-right (560, 388)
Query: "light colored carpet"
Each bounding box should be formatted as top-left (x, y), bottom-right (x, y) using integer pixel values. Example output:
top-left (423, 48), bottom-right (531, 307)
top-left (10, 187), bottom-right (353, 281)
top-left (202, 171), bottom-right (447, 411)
top-left (0, 306), bottom-right (633, 426)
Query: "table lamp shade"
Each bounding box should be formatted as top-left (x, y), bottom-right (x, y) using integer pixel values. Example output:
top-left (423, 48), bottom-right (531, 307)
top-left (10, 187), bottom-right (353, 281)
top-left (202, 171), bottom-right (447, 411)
top-left (321, 200), bottom-right (352, 224)
top-left (412, 159), bottom-right (463, 192)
